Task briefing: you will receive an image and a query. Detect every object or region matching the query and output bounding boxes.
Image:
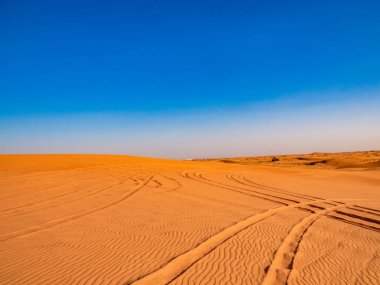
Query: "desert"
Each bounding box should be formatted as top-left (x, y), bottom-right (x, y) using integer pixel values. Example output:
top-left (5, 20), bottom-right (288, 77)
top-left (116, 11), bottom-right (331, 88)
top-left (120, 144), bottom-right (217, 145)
top-left (2, 0), bottom-right (380, 284)
top-left (0, 152), bottom-right (379, 284)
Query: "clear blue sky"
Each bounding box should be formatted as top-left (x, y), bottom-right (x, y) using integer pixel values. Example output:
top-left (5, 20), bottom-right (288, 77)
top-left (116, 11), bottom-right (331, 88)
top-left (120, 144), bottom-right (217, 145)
top-left (1, 0), bottom-right (380, 157)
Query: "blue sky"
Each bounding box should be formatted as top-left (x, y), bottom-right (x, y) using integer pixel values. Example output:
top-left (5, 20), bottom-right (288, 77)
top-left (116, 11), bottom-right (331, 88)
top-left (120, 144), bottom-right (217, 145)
top-left (1, 0), bottom-right (379, 158)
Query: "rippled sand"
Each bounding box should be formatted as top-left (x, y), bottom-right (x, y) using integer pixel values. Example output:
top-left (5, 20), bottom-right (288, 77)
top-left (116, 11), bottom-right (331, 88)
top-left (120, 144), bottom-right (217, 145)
top-left (0, 153), bottom-right (379, 284)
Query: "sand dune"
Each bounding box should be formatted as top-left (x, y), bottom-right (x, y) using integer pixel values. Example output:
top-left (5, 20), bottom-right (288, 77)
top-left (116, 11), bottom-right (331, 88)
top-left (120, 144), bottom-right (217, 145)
top-left (0, 153), bottom-right (379, 284)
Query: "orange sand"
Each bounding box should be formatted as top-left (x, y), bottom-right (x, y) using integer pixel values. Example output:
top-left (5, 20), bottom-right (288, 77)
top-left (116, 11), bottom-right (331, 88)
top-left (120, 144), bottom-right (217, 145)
top-left (0, 153), bottom-right (379, 284)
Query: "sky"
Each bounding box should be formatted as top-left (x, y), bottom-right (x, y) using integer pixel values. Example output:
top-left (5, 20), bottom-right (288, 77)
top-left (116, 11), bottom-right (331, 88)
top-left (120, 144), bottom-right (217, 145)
top-left (1, 0), bottom-right (380, 158)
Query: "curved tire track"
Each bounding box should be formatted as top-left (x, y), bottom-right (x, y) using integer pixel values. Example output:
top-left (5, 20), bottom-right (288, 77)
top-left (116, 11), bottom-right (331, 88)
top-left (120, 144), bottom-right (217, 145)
top-left (233, 172), bottom-right (321, 200)
top-left (0, 175), bottom-right (154, 242)
top-left (0, 173), bottom-right (138, 216)
top-left (226, 173), bottom-right (301, 203)
top-left (129, 190), bottom-right (333, 285)
top-left (182, 171), bottom-right (289, 206)
top-left (261, 205), bottom-right (346, 285)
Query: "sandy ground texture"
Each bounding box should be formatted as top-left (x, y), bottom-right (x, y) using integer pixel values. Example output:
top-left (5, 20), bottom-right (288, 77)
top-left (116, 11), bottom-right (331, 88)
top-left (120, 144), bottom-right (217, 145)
top-left (0, 152), bottom-right (379, 285)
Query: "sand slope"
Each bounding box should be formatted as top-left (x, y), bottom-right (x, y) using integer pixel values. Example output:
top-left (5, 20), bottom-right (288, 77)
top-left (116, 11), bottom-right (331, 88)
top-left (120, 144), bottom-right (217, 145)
top-left (0, 154), bottom-right (379, 284)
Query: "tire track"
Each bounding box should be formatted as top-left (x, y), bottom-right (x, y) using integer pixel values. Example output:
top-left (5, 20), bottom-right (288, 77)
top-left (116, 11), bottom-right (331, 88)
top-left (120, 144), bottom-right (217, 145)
top-left (0, 172), bottom-right (213, 285)
top-left (229, 173), bottom-right (380, 231)
top-left (346, 206), bottom-right (380, 217)
top-left (0, 172), bottom-right (138, 215)
top-left (334, 210), bottom-right (380, 226)
top-left (286, 214), bottom-right (380, 285)
top-left (170, 208), bottom-right (309, 285)
top-left (182, 171), bottom-right (289, 206)
top-left (184, 169), bottom-right (373, 284)
top-left (261, 204), bottom-right (346, 285)
top-left (129, 195), bottom-right (335, 285)
top-left (0, 165), bottom-right (120, 199)
top-left (2, 166), bottom-right (375, 284)
top-left (153, 174), bottom-right (183, 193)
top-left (296, 206), bottom-right (380, 232)
top-left (0, 174), bottom-right (154, 242)
top-left (235, 172), bottom-right (322, 200)
top-left (226, 173), bottom-right (302, 203)
top-left (326, 215), bottom-right (380, 233)
top-left (353, 205), bottom-right (380, 215)
top-left (129, 210), bottom-right (277, 285)
top-left (0, 166), bottom-right (139, 208)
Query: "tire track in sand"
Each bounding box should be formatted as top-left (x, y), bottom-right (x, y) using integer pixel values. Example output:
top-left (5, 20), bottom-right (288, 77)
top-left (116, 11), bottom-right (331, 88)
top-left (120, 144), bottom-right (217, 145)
top-left (228, 173), bottom-right (319, 201)
top-left (148, 172), bottom-right (372, 285)
top-left (182, 171), bottom-right (289, 206)
top-left (0, 175), bottom-right (153, 242)
top-left (226, 173), bottom-right (302, 203)
top-left (0, 173), bottom-right (138, 215)
top-left (129, 196), bottom-right (333, 285)
top-left (261, 204), bottom-right (347, 285)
